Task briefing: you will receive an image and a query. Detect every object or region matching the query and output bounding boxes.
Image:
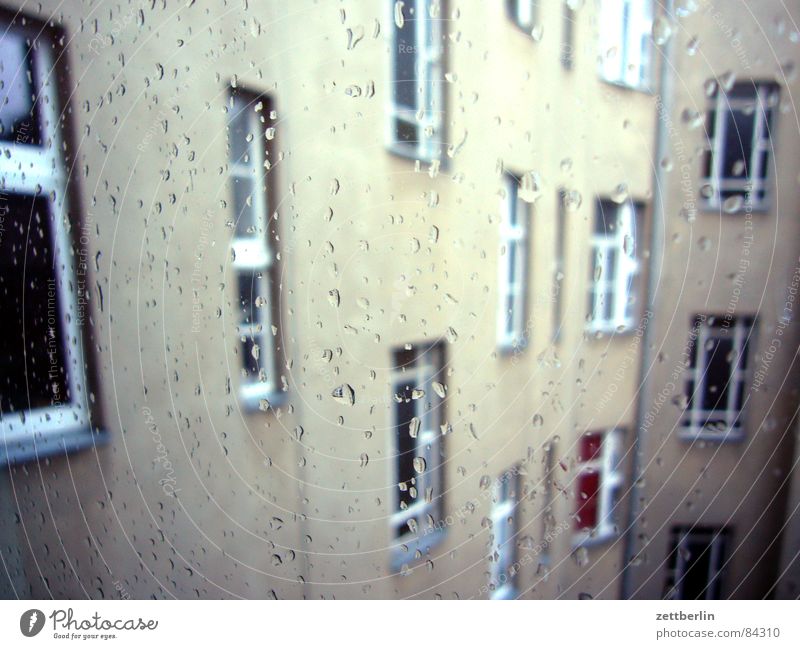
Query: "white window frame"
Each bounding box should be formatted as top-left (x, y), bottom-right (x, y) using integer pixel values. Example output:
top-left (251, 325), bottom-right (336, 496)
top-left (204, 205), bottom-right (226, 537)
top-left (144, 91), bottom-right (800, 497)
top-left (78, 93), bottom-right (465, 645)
top-left (597, 0), bottom-right (654, 91)
top-left (587, 199), bottom-right (639, 334)
top-left (702, 83), bottom-right (777, 212)
top-left (390, 344), bottom-right (445, 567)
top-left (665, 527), bottom-right (728, 600)
top-left (0, 21), bottom-right (94, 463)
top-left (227, 90), bottom-right (282, 409)
top-left (497, 173), bottom-right (530, 350)
top-left (573, 429), bottom-right (624, 546)
top-left (680, 316), bottom-right (753, 441)
top-left (385, 0), bottom-right (444, 162)
top-left (489, 468), bottom-right (520, 600)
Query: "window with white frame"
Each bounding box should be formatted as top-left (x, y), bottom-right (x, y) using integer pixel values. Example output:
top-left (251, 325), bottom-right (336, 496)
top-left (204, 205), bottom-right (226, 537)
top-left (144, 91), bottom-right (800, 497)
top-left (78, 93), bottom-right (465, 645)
top-left (386, 0), bottom-right (444, 162)
top-left (701, 82), bottom-right (779, 211)
top-left (488, 468), bottom-right (520, 599)
top-left (506, 0), bottom-right (539, 33)
top-left (574, 429), bottom-right (624, 543)
top-left (497, 173), bottom-right (530, 349)
top-left (681, 315), bottom-right (754, 440)
top-left (664, 526), bottom-right (729, 600)
top-left (597, 0), bottom-right (654, 90)
top-left (391, 343), bottom-right (445, 563)
top-left (227, 89), bottom-right (283, 409)
top-left (587, 199), bottom-right (640, 333)
top-left (0, 17), bottom-right (94, 463)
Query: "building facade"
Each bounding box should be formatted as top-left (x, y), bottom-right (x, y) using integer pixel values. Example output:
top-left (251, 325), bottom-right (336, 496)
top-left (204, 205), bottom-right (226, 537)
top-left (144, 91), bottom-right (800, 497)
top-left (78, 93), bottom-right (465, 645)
top-left (0, 0), bottom-right (798, 600)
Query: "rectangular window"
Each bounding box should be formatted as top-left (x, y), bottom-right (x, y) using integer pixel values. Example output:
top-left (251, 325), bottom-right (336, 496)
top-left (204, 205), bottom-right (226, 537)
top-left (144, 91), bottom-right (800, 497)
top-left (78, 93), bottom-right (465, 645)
top-left (597, 0), bottom-right (653, 89)
top-left (497, 173), bottom-right (530, 349)
top-left (489, 468), bottom-right (520, 599)
top-left (587, 199), bottom-right (640, 333)
top-left (0, 17), bottom-right (94, 463)
top-left (701, 82), bottom-right (779, 211)
top-left (386, 0), bottom-right (444, 161)
top-left (574, 430), bottom-right (624, 544)
top-left (507, 0), bottom-right (539, 33)
top-left (681, 315), bottom-right (754, 440)
top-left (665, 526), bottom-right (729, 599)
top-left (553, 189), bottom-right (568, 343)
top-left (227, 89), bottom-right (283, 409)
top-left (391, 343), bottom-right (446, 563)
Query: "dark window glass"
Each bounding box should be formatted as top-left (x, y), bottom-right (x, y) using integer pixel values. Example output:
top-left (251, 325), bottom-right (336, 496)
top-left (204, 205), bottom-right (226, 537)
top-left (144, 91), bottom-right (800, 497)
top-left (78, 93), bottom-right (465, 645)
top-left (394, 383), bottom-right (418, 517)
top-left (0, 31), bottom-right (43, 145)
top-left (701, 336), bottom-right (733, 412)
top-left (394, 118), bottom-right (418, 145)
top-left (575, 470), bottom-right (599, 530)
top-left (722, 107), bottom-right (754, 179)
top-left (0, 194), bottom-right (68, 412)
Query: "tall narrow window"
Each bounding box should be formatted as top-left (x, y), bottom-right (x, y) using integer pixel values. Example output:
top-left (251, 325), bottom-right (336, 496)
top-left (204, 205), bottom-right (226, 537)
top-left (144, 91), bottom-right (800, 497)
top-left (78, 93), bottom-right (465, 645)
top-left (0, 17), bottom-right (93, 463)
top-left (665, 526), bottom-right (729, 600)
top-left (574, 430), bottom-right (624, 544)
top-left (227, 89), bottom-right (283, 409)
top-left (701, 82), bottom-right (778, 211)
top-left (553, 189), bottom-right (568, 343)
top-left (387, 0), bottom-right (444, 161)
top-left (681, 315), bottom-right (754, 440)
top-left (587, 199), bottom-right (640, 333)
top-left (497, 173), bottom-right (530, 349)
top-left (561, 1), bottom-right (576, 69)
top-left (391, 343), bottom-right (446, 565)
top-left (506, 0), bottom-right (538, 33)
top-left (597, 0), bottom-right (654, 90)
top-left (488, 468), bottom-right (520, 599)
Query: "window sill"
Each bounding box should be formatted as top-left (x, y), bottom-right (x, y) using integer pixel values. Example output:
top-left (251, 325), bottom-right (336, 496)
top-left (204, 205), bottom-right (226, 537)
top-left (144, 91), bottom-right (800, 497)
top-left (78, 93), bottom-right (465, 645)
top-left (385, 141), bottom-right (442, 168)
top-left (390, 527), bottom-right (446, 572)
top-left (489, 583), bottom-right (518, 600)
top-left (699, 199), bottom-right (771, 215)
top-left (677, 426), bottom-right (744, 443)
top-left (598, 75), bottom-right (654, 95)
top-left (572, 527), bottom-right (618, 550)
top-left (238, 385), bottom-right (289, 413)
top-left (497, 338), bottom-right (529, 357)
top-left (1, 425), bottom-right (108, 466)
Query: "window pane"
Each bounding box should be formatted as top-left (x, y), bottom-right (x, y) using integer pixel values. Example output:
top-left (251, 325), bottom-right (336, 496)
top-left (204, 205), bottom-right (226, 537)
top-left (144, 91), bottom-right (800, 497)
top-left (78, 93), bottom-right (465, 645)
top-left (722, 108), bottom-right (755, 179)
top-left (575, 470), bottom-right (600, 530)
top-left (0, 31), bottom-right (43, 145)
top-left (393, 3), bottom-right (418, 111)
top-left (578, 433), bottom-right (603, 463)
top-left (395, 384), bottom-right (419, 517)
top-left (232, 176), bottom-right (258, 238)
top-left (0, 194), bottom-right (68, 412)
top-left (701, 336), bottom-right (733, 412)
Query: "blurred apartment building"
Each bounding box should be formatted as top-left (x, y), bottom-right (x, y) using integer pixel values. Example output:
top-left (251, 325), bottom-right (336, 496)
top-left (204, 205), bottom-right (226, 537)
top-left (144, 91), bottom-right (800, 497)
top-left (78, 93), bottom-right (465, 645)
top-left (0, 0), bottom-right (799, 599)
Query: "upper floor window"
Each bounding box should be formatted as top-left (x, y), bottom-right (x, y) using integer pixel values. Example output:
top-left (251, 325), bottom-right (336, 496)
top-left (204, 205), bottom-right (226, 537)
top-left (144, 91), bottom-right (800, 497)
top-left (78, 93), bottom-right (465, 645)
top-left (587, 199), bottom-right (641, 333)
top-left (387, 0), bottom-right (444, 162)
top-left (391, 343), bottom-right (446, 566)
top-left (0, 17), bottom-right (94, 463)
top-left (597, 0), bottom-right (654, 90)
top-left (664, 526), bottom-right (729, 600)
top-left (506, 0), bottom-right (539, 33)
top-left (574, 429), bottom-right (624, 544)
top-left (701, 82), bottom-right (779, 212)
top-left (488, 468), bottom-right (520, 599)
top-left (681, 315), bottom-right (754, 441)
top-left (497, 173), bottom-right (530, 350)
top-left (227, 89), bottom-right (284, 410)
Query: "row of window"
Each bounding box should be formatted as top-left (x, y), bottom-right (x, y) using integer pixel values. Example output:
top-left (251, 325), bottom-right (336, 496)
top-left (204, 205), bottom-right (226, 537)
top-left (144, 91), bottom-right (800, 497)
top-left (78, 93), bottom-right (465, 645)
top-left (396, 312), bottom-right (752, 596)
top-left (391, 1), bottom-right (778, 211)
